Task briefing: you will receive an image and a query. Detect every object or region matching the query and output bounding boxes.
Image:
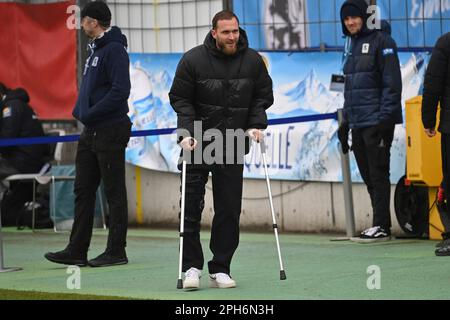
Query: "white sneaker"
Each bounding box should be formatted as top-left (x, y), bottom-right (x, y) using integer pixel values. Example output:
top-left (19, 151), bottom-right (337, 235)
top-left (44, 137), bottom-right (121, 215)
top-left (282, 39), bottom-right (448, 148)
top-left (183, 267), bottom-right (201, 289)
top-left (209, 273), bottom-right (236, 288)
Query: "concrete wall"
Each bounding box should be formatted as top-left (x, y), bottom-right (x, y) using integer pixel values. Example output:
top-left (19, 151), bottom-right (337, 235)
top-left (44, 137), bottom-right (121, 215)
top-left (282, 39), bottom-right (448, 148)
top-left (125, 163), bottom-right (402, 235)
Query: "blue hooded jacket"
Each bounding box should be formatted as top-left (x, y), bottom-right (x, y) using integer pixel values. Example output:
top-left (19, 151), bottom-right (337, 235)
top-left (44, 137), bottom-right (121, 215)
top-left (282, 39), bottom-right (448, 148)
top-left (341, 0), bottom-right (403, 129)
top-left (72, 26), bottom-right (131, 128)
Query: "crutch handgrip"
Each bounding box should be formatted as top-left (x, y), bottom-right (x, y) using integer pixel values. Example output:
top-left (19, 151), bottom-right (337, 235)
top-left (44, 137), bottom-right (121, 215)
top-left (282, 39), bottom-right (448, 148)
top-left (258, 138), bottom-right (267, 154)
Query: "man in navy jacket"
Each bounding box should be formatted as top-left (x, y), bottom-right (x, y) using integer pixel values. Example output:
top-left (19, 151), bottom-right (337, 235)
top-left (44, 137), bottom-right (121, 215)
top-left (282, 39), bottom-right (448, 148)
top-left (338, 0), bottom-right (402, 242)
top-left (45, 1), bottom-right (132, 267)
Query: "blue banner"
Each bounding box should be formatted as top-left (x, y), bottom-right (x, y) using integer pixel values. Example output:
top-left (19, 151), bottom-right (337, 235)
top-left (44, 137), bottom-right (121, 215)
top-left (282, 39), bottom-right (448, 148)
top-left (233, 0), bottom-right (449, 49)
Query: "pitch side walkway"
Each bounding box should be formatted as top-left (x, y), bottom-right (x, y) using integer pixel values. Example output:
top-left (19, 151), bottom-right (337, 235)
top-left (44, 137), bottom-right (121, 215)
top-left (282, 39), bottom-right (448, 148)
top-left (0, 228), bottom-right (448, 300)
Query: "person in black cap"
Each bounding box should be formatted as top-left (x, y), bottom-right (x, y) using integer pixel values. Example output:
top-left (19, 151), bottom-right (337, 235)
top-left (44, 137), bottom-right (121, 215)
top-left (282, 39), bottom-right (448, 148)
top-left (45, 0), bottom-right (132, 267)
top-left (0, 83), bottom-right (49, 227)
top-left (337, 0), bottom-right (402, 242)
top-left (79, 0), bottom-right (111, 33)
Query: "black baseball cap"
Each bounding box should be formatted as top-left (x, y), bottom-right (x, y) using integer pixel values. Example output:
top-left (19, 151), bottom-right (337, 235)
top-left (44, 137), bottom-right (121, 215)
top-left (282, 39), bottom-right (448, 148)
top-left (81, 1), bottom-right (111, 22)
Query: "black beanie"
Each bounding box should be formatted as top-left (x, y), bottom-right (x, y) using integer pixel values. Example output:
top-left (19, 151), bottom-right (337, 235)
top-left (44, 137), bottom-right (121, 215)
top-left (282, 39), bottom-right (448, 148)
top-left (341, 4), bottom-right (364, 20)
top-left (81, 1), bottom-right (111, 22)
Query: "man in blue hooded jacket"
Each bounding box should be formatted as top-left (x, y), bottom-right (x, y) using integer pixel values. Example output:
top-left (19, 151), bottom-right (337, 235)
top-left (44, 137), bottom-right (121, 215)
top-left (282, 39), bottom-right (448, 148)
top-left (45, 1), bottom-right (132, 267)
top-left (338, 0), bottom-right (402, 242)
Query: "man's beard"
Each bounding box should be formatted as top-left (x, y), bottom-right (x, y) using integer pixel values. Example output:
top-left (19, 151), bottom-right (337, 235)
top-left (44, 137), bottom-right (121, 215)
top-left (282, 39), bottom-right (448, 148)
top-left (217, 40), bottom-right (238, 55)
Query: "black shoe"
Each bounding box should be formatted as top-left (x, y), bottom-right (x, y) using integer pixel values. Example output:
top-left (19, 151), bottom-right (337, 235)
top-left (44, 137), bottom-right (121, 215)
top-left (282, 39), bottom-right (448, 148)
top-left (435, 244), bottom-right (450, 256)
top-left (436, 232), bottom-right (450, 247)
top-left (44, 248), bottom-right (87, 266)
top-left (88, 250), bottom-right (128, 267)
top-left (351, 226), bottom-right (391, 243)
top-left (436, 238), bottom-right (450, 248)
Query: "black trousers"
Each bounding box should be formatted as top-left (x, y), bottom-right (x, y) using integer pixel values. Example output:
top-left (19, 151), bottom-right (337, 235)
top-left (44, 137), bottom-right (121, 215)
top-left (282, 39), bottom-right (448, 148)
top-left (181, 164), bottom-right (244, 275)
top-left (441, 134), bottom-right (450, 200)
top-left (352, 125), bottom-right (395, 230)
top-left (439, 133), bottom-right (450, 232)
top-left (0, 158), bottom-right (24, 226)
top-left (0, 158), bottom-right (19, 181)
top-left (0, 182), bottom-right (33, 226)
top-left (69, 121), bottom-right (131, 255)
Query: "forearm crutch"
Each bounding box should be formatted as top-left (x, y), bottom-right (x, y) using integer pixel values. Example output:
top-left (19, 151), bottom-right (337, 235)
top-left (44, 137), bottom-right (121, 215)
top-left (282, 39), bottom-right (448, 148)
top-left (177, 159), bottom-right (187, 289)
top-left (259, 138), bottom-right (287, 280)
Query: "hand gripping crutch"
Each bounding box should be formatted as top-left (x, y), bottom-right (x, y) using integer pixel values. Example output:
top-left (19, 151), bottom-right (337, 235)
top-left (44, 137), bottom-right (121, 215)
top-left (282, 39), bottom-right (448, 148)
top-left (259, 138), bottom-right (287, 280)
top-left (177, 159), bottom-right (187, 289)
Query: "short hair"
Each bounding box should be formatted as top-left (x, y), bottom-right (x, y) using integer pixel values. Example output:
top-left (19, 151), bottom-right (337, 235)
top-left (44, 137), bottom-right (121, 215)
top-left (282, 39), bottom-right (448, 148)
top-left (0, 82), bottom-right (10, 96)
top-left (212, 10), bottom-right (239, 29)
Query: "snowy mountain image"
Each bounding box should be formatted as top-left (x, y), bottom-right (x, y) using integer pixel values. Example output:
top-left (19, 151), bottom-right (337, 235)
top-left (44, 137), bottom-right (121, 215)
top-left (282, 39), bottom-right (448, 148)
top-left (245, 65), bottom-right (345, 180)
top-left (265, 68), bottom-right (344, 180)
top-left (401, 53), bottom-right (426, 106)
top-left (127, 64), bottom-right (176, 171)
top-left (151, 70), bottom-right (173, 98)
top-left (271, 69), bottom-right (339, 116)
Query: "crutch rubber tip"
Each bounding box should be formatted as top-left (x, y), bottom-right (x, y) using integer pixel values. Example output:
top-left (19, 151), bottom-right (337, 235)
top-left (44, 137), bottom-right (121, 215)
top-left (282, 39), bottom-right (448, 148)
top-left (280, 270), bottom-right (287, 280)
top-left (177, 279), bottom-right (183, 289)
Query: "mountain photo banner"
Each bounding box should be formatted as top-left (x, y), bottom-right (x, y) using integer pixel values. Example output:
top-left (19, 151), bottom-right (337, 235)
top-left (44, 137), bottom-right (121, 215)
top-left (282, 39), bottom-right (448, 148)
top-left (126, 51), bottom-right (429, 182)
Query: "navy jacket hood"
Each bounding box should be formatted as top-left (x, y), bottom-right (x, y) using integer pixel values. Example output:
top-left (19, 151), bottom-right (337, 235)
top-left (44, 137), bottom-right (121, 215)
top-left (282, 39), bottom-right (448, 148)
top-left (341, 0), bottom-right (371, 37)
top-left (3, 88), bottom-right (30, 104)
top-left (94, 26), bottom-right (128, 49)
top-left (380, 19), bottom-right (392, 35)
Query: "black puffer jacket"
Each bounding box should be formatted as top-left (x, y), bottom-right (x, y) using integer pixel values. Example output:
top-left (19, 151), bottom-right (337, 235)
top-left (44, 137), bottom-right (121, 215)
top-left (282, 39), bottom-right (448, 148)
top-left (341, 0), bottom-right (403, 129)
top-left (0, 88), bottom-right (48, 173)
top-left (169, 29), bottom-right (273, 153)
top-left (422, 32), bottom-right (450, 133)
